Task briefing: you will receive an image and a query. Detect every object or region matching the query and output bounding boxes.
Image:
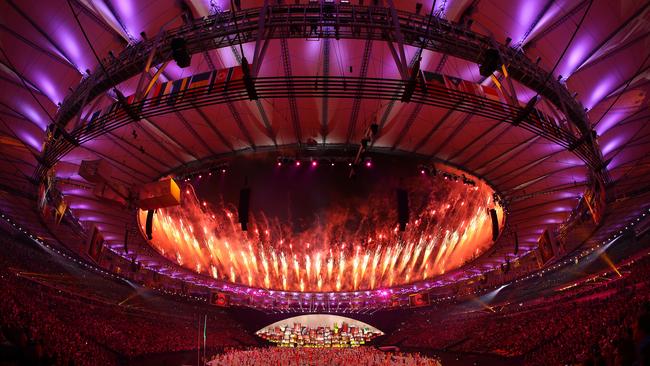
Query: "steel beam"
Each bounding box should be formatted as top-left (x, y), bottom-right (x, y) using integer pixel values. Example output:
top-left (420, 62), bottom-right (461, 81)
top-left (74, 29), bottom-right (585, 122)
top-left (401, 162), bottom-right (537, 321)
top-left (280, 38), bottom-right (302, 144)
top-left (345, 39), bottom-right (373, 145)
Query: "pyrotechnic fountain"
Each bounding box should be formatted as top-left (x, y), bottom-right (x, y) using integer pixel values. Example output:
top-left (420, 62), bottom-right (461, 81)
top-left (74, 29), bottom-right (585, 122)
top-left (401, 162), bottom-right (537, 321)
top-left (139, 155), bottom-right (503, 292)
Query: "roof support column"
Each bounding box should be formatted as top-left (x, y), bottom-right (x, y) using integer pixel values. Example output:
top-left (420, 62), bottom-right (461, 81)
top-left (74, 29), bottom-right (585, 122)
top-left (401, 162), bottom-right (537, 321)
top-left (386, 0), bottom-right (409, 80)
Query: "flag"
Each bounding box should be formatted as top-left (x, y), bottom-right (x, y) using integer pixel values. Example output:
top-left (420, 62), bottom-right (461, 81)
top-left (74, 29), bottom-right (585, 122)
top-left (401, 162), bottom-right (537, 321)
top-left (223, 67), bottom-right (236, 90)
top-left (443, 75), bottom-right (464, 91)
top-left (457, 79), bottom-right (483, 97)
top-left (187, 71), bottom-right (215, 92)
top-left (125, 94), bottom-right (137, 105)
top-left (185, 71), bottom-right (215, 101)
top-left (122, 94), bottom-right (142, 117)
top-left (230, 65), bottom-right (246, 82)
top-left (212, 68), bottom-right (230, 91)
top-left (166, 77), bottom-right (189, 106)
top-left (150, 82), bottom-right (166, 106)
top-left (482, 85), bottom-right (507, 114)
top-left (422, 71), bottom-right (445, 88)
top-left (482, 85), bottom-right (500, 101)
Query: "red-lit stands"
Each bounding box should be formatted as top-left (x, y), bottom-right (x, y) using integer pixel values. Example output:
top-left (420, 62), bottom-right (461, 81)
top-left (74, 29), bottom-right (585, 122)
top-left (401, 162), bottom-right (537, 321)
top-left (384, 255), bottom-right (650, 365)
top-left (0, 232), bottom-right (256, 366)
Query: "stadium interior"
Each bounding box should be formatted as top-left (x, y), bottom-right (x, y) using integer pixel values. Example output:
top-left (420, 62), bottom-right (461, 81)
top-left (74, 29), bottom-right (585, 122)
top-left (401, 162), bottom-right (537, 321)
top-left (0, 0), bottom-right (649, 365)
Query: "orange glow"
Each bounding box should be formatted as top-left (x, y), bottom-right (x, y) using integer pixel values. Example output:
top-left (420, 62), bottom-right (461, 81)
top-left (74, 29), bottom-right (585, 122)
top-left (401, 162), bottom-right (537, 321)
top-left (599, 253), bottom-right (622, 277)
top-left (140, 169), bottom-right (504, 292)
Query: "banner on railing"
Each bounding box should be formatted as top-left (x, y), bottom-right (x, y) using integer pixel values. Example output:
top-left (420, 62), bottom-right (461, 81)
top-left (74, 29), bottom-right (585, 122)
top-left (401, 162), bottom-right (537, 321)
top-left (80, 66), bottom-right (564, 139)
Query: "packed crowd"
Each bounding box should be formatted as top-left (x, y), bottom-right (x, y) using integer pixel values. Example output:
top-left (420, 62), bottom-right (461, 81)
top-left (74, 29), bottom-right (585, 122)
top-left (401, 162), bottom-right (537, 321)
top-left (2, 218), bottom-right (650, 365)
top-left (384, 253), bottom-right (650, 365)
top-left (208, 347), bottom-right (442, 366)
top-left (0, 230), bottom-right (256, 365)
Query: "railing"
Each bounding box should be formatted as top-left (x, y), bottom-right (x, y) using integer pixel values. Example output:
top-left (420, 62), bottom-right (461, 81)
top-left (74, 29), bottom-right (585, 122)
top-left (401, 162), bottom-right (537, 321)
top-left (43, 75), bottom-right (599, 170)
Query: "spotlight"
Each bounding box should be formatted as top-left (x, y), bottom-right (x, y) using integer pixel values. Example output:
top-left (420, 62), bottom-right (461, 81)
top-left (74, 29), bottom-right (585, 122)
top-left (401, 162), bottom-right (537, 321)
top-left (420, 170), bottom-right (426, 175)
top-left (296, 161), bottom-right (301, 167)
top-left (311, 161), bottom-right (317, 167)
top-left (277, 161), bottom-right (282, 167)
top-left (365, 160), bottom-right (372, 168)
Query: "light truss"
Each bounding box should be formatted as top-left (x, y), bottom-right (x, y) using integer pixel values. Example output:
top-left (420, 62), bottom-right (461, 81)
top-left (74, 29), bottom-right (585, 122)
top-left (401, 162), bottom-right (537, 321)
top-left (42, 3), bottom-right (607, 185)
top-left (53, 3), bottom-right (589, 133)
top-left (42, 75), bottom-right (602, 174)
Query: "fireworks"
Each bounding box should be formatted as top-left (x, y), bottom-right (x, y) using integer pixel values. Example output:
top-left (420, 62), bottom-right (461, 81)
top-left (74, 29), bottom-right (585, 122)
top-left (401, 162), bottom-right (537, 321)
top-left (140, 169), bottom-right (503, 292)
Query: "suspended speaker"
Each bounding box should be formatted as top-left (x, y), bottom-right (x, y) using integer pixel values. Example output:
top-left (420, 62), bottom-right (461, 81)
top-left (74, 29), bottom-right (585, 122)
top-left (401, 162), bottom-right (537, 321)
top-left (479, 48), bottom-right (501, 77)
top-left (490, 208), bottom-right (499, 241)
top-left (397, 189), bottom-right (409, 231)
top-left (238, 188), bottom-right (251, 231)
top-left (145, 210), bottom-right (154, 240)
top-left (171, 38), bottom-right (191, 68)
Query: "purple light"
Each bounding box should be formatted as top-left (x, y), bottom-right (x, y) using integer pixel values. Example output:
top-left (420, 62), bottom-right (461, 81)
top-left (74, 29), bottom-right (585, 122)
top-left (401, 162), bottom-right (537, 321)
top-left (595, 111), bottom-right (624, 136)
top-left (602, 136), bottom-right (623, 156)
top-left (21, 105), bottom-right (46, 131)
top-left (277, 161), bottom-right (282, 167)
top-left (296, 161), bottom-right (301, 167)
top-left (559, 40), bottom-right (590, 78)
top-left (69, 203), bottom-right (90, 210)
top-left (35, 73), bottom-right (63, 105)
top-left (586, 77), bottom-right (615, 110)
top-left (365, 161), bottom-right (372, 168)
top-left (16, 131), bottom-right (42, 151)
top-left (420, 169), bottom-right (426, 175)
top-left (311, 161), bottom-right (317, 167)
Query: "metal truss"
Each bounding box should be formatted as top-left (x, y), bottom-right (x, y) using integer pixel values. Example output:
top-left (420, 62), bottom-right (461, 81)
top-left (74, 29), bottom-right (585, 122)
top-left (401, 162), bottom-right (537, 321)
top-left (55, 4), bottom-right (591, 133)
top-left (42, 3), bottom-right (606, 184)
top-left (42, 75), bottom-right (602, 175)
